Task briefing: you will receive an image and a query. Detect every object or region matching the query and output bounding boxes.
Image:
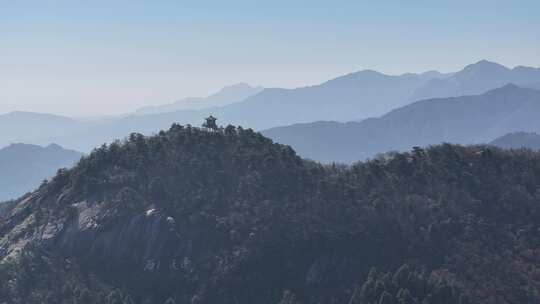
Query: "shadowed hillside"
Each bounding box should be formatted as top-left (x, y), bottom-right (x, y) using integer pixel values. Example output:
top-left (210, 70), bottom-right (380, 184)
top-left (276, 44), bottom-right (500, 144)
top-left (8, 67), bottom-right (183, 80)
top-left (2, 124), bottom-right (540, 303)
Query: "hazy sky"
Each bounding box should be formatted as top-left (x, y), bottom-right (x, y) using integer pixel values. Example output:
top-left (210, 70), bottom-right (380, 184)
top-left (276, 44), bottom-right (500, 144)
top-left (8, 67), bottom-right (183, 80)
top-left (1, 1), bottom-right (539, 116)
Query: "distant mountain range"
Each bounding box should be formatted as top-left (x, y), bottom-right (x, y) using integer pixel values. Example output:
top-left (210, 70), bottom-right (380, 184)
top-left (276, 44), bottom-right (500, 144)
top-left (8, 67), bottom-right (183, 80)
top-left (410, 60), bottom-right (540, 101)
top-left (1, 70), bottom-right (444, 151)
top-left (209, 69), bottom-right (450, 128)
top-left (1, 60), bottom-right (540, 154)
top-left (263, 85), bottom-right (540, 163)
top-left (0, 143), bottom-right (82, 201)
top-left (490, 132), bottom-right (540, 151)
top-left (135, 83), bottom-right (263, 115)
top-left (0, 112), bottom-right (79, 149)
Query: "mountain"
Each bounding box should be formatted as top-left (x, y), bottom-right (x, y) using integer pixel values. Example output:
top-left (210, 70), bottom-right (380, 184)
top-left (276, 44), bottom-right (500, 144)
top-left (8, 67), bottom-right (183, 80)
top-left (4, 61), bottom-right (539, 153)
top-left (210, 70), bottom-right (448, 129)
top-left (0, 143), bottom-right (83, 201)
top-left (263, 85), bottom-right (540, 163)
top-left (135, 83), bottom-right (263, 115)
top-left (490, 132), bottom-right (540, 150)
top-left (410, 60), bottom-right (540, 101)
top-left (2, 125), bottom-right (540, 303)
top-left (126, 69), bottom-right (449, 132)
top-left (0, 111), bottom-right (80, 148)
top-left (0, 69), bottom-right (448, 152)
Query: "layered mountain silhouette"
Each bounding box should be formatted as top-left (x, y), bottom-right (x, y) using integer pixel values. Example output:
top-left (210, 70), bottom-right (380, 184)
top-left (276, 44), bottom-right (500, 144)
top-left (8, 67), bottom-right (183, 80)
top-left (135, 83), bottom-right (263, 114)
top-left (2, 125), bottom-right (540, 303)
top-left (490, 132), bottom-right (540, 150)
top-left (0, 143), bottom-right (82, 201)
top-left (2, 61), bottom-right (539, 155)
top-left (209, 70), bottom-right (449, 128)
top-left (263, 85), bottom-right (540, 163)
top-left (0, 70), bottom-right (449, 150)
top-left (410, 60), bottom-right (540, 101)
top-left (0, 112), bottom-right (79, 148)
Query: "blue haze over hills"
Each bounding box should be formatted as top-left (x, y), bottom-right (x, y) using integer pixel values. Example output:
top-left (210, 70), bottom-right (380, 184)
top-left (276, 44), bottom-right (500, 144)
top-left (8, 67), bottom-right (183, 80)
top-left (1, 60), bottom-right (540, 198)
top-left (264, 85), bottom-right (540, 163)
top-left (0, 143), bottom-right (82, 201)
top-left (3, 3), bottom-right (540, 302)
top-left (2, 60), bottom-right (539, 154)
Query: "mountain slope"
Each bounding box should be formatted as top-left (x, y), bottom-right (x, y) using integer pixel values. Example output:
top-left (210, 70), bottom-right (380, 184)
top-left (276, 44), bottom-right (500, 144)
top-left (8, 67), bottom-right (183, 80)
top-left (410, 60), bottom-right (540, 101)
top-left (135, 83), bottom-right (263, 115)
top-left (0, 143), bottom-right (83, 201)
top-left (2, 125), bottom-right (540, 303)
top-left (490, 132), bottom-right (540, 150)
top-left (263, 85), bottom-right (540, 163)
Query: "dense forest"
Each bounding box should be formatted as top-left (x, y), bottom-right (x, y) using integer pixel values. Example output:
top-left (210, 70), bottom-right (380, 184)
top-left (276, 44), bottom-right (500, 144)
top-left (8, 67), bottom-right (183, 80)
top-left (2, 123), bottom-right (540, 303)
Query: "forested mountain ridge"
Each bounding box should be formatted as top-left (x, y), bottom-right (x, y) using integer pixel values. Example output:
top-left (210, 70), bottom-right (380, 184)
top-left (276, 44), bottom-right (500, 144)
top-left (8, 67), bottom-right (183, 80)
top-left (263, 84), bottom-right (540, 163)
top-left (1, 123), bottom-right (540, 303)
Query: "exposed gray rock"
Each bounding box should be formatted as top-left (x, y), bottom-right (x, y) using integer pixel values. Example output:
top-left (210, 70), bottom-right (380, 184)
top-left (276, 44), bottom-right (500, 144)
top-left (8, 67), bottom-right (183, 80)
top-left (54, 202), bottom-right (193, 271)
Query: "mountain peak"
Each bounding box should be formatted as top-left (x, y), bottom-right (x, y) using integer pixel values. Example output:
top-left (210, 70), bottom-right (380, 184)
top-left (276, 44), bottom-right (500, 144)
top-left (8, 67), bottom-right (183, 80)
top-left (500, 83), bottom-right (520, 89)
top-left (484, 83), bottom-right (522, 95)
top-left (213, 82), bottom-right (262, 96)
top-left (45, 143), bottom-right (64, 150)
top-left (322, 69), bottom-right (387, 86)
top-left (463, 60), bottom-right (509, 72)
top-left (222, 82), bottom-right (259, 90)
top-left (134, 83), bottom-right (263, 115)
top-left (409, 60), bottom-right (539, 101)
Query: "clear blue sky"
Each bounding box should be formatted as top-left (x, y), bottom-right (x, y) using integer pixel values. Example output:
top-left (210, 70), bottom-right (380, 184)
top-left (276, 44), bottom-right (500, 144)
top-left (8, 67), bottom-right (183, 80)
top-left (1, 0), bottom-right (539, 116)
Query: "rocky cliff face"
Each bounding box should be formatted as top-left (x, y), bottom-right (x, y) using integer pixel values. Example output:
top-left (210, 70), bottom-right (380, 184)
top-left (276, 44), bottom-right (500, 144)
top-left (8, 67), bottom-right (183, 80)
top-left (55, 204), bottom-right (192, 271)
top-left (1, 197), bottom-right (191, 269)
